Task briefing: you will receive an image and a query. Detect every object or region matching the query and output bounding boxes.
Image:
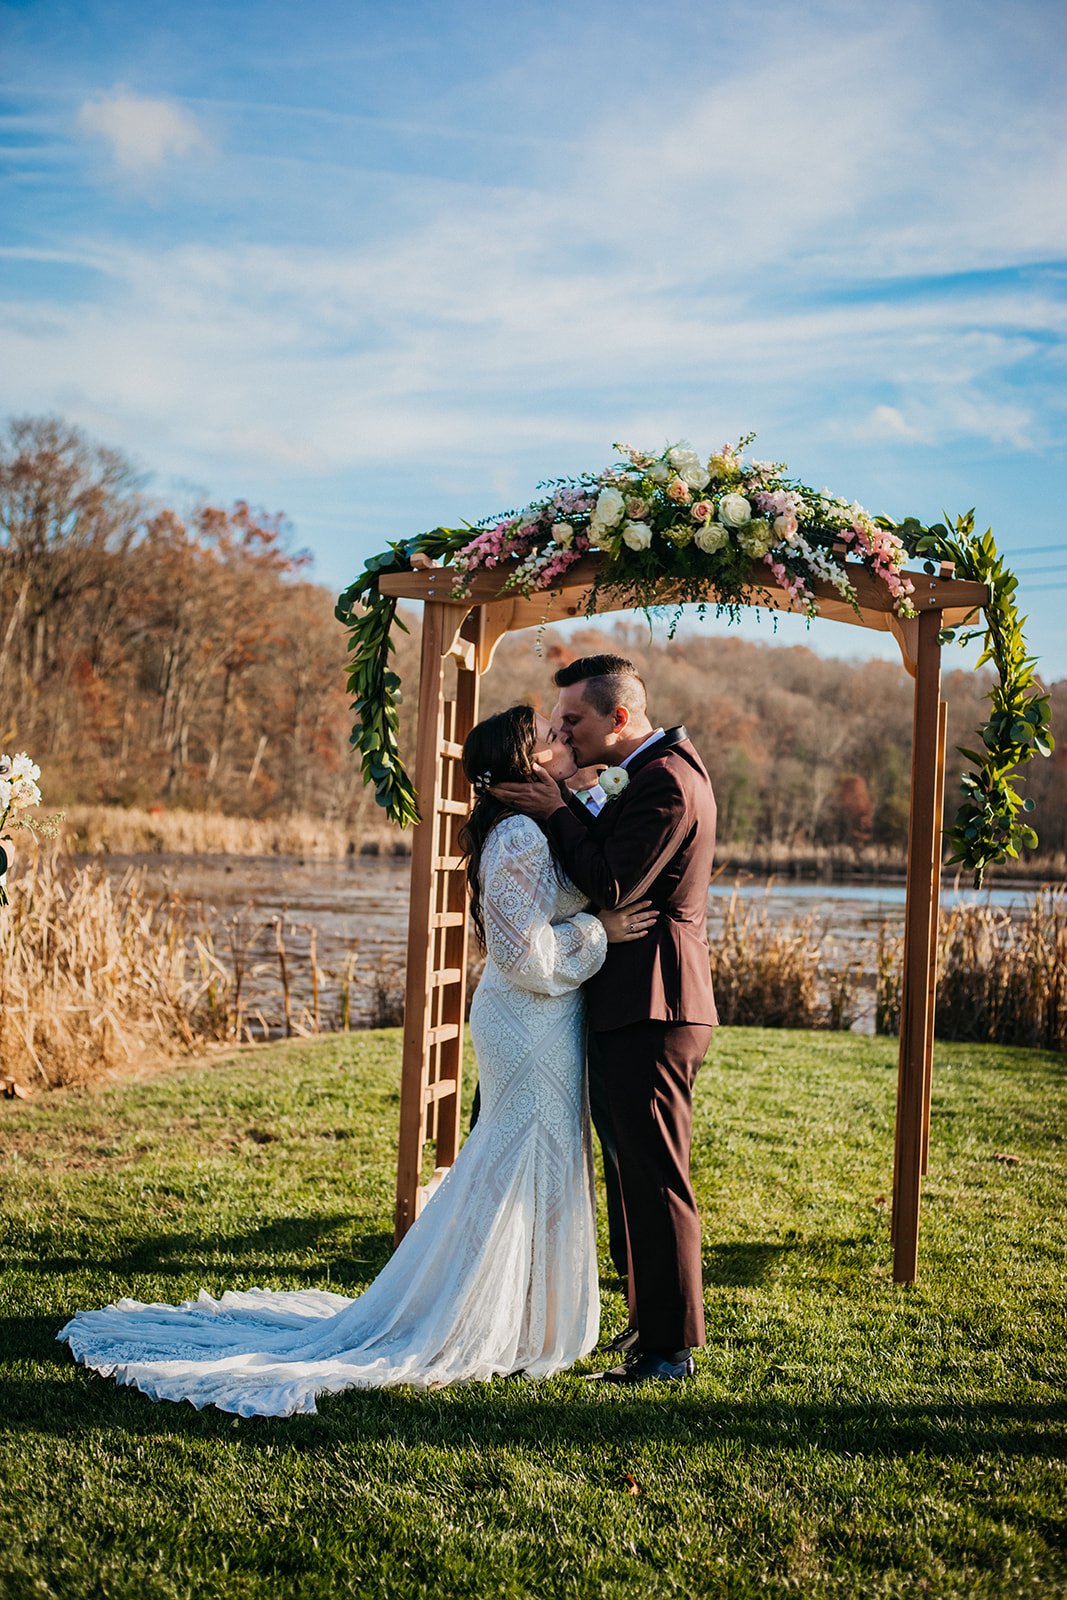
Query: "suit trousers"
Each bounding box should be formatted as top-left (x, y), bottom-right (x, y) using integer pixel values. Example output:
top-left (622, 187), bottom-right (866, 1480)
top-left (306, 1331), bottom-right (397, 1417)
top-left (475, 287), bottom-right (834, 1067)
top-left (594, 1019), bottom-right (711, 1352)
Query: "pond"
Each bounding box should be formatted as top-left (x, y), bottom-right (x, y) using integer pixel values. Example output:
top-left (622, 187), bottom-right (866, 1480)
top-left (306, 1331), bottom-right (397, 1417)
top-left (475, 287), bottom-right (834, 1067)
top-left (78, 851), bottom-right (1055, 1035)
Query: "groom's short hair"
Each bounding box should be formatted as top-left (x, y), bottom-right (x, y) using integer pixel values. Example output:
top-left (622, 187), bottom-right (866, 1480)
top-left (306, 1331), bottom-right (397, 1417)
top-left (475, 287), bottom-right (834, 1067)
top-left (553, 654), bottom-right (647, 718)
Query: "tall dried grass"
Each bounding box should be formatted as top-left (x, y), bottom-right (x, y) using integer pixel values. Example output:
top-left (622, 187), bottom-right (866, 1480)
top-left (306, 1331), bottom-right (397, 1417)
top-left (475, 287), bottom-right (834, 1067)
top-left (62, 805), bottom-right (408, 859)
top-left (0, 855), bottom-right (383, 1090)
top-left (5, 850), bottom-right (1062, 1093)
top-left (875, 891), bottom-right (1067, 1051)
top-left (0, 854), bottom-right (226, 1089)
top-left (708, 893), bottom-right (865, 1031)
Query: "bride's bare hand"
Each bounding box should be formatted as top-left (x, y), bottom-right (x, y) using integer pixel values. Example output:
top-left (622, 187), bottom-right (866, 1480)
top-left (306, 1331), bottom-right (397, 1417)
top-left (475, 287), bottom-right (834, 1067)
top-left (598, 899), bottom-right (658, 943)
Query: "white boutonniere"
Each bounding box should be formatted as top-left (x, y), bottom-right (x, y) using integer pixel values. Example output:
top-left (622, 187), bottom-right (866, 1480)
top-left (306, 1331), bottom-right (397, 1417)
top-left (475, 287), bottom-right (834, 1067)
top-left (599, 767), bottom-right (629, 801)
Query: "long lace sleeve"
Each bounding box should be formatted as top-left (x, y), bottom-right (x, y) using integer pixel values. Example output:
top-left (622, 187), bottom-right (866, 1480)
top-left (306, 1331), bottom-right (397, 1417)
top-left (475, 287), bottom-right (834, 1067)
top-left (480, 815), bottom-right (607, 996)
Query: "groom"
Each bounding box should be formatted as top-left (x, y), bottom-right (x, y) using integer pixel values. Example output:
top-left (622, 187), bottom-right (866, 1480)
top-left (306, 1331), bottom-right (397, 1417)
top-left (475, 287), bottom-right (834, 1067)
top-left (492, 654), bottom-right (718, 1383)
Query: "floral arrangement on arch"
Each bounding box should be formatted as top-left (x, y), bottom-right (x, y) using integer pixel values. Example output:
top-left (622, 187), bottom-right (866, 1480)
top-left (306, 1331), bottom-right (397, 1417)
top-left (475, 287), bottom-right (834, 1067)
top-left (448, 436), bottom-right (916, 621)
top-left (336, 435), bottom-right (1051, 881)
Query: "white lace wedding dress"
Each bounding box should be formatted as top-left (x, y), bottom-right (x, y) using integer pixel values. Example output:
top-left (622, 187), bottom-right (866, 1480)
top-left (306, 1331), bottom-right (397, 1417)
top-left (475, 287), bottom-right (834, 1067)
top-left (58, 814), bottom-right (607, 1416)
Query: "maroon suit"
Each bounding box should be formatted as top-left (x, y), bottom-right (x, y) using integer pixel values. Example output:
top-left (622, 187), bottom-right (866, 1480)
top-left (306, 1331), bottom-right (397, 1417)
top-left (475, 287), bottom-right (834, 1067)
top-left (543, 727), bottom-right (717, 1352)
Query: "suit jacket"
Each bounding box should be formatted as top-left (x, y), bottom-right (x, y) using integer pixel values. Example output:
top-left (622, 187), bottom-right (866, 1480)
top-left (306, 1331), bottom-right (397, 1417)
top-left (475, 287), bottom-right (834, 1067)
top-left (544, 729), bottom-right (719, 1032)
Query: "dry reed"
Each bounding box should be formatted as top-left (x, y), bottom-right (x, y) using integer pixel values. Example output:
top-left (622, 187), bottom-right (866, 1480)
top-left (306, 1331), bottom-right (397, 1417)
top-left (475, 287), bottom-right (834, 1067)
top-left (875, 891), bottom-right (1067, 1051)
top-left (0, 854), bottom-right (386, 1089)
top-left (62, 805), bottom-right (409, 860)
top-left (0, 853), bottom-right (228, 1089)
top-left (708, 892), bottom-right (864, 1030)
top-left (5, 850), bottom-right (1062, 1093)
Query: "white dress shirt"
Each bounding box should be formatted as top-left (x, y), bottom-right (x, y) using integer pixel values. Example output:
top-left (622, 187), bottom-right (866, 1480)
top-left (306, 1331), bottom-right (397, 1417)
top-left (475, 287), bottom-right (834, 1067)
top-left (574, 728), bottom-right (665, 817)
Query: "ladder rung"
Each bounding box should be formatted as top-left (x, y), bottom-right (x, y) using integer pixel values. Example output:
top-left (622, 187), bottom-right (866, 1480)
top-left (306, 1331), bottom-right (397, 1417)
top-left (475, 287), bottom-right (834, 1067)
top-left (423, 1078), bottom-right (458, 1105)
top-left (438, 740), bottom-right (463, 760)
top-left (436, 798), bottom-right (468, 816)
top-left (426, 1023), bottom-right (460, 1048)
top-left (433, 855), bottom-right (464, 872)
top-left (432, 911), bottom-right (465, 929)
top-left (430, 967), bottom-right (462, 989)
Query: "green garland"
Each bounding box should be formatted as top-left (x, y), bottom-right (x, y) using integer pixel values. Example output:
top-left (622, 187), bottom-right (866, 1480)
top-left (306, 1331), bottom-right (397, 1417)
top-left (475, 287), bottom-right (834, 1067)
top-left (337, 477), bottom-right (1051, 886)
top-left (893, 511), bottom-right (1053, 882)
top-left (335, 527), bottom-right (468, 829)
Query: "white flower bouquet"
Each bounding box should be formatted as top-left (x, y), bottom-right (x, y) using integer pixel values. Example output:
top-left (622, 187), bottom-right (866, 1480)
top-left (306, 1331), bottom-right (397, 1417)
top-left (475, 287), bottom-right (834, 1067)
top-left (0, 752), bottom-right (62, 906)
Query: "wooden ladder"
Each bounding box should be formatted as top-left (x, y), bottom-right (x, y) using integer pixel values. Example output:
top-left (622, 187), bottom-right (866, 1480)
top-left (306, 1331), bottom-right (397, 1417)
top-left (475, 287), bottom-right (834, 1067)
top-left (393, 602), bottom-right (481, 1242)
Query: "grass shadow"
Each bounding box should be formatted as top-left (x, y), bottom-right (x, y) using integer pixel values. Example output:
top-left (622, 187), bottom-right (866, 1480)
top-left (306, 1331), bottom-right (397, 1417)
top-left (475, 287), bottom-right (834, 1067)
top-left (4, 1369), bottom-right (1064, 1465)
top-left (9, 1216), bottom-right (394, 1291)
top-left (702, 1241), bottom-right (802, 1286)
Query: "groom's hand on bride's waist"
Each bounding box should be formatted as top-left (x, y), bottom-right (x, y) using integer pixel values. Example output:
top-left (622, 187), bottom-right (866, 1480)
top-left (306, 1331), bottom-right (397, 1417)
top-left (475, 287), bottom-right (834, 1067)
top-left (490, 766), bottom-right (566, 820)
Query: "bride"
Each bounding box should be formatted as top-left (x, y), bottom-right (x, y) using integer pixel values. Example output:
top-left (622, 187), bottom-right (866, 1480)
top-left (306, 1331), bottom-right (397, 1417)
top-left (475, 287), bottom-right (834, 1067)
top-left (59, 705), bottom-right (655, 1416)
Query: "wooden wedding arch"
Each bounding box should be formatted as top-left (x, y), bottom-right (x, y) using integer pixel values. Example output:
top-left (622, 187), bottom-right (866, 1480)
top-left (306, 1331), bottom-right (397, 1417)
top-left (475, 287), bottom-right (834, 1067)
top-left (377, 553), bottom-right (990, 1283)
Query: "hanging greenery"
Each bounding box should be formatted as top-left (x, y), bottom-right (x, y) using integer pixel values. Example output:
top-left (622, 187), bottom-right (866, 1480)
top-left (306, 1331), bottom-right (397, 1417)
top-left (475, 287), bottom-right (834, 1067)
top-left (893, 511), bottom-right (1052, 882)
top-left (336, 441), bottom-right (1051, 882)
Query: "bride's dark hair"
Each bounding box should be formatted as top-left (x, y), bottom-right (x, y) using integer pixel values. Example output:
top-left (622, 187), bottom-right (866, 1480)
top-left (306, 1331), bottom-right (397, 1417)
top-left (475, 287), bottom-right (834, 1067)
top-left (459, 704), bottom-right (554, 950)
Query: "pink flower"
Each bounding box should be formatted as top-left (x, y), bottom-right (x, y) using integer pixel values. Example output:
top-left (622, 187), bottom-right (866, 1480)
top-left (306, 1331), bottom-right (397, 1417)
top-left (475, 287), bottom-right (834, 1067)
top-left (691, 500), bottom-right (714, 522)
top-left (667, 477), bottom-right (691, 504)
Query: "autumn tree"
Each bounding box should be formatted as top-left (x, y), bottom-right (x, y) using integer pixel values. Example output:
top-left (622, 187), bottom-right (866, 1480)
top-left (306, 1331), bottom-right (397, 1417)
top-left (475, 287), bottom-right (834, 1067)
top-left (0, 415), bottom-right (142, 751)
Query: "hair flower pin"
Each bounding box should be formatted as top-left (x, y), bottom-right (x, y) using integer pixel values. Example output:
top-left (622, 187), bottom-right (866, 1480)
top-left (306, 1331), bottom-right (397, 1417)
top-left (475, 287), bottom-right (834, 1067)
top-left (473, 769), bottom-right (495, 796)
top-left (600, 767), bottom-right (629, 800)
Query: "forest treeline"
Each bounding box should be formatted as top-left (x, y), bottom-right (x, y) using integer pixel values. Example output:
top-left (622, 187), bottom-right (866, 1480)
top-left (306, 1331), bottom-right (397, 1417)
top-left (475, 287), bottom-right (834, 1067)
top-left (2, 415), bottom-right (1064, 862)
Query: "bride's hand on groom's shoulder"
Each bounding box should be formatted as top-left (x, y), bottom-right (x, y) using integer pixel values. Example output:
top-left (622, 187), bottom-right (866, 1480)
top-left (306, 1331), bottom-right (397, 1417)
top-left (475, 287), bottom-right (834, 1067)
top-left (490, 765), bottom-right (565, 820)
top-left (598, 900), bottom-right (658, 943)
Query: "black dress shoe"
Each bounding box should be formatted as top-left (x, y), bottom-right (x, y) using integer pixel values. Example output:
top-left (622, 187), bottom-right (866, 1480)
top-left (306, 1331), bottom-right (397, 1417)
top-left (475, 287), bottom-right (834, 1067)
top-left (594, 1351), bottom-right (695, 1385)
top-left (601, 1325), bottom-right (640, 1357)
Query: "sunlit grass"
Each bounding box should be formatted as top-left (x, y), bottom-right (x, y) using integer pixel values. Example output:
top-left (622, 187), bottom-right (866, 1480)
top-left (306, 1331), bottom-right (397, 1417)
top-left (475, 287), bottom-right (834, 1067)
top-left (1, 1027), bottom-right (1063, 1597)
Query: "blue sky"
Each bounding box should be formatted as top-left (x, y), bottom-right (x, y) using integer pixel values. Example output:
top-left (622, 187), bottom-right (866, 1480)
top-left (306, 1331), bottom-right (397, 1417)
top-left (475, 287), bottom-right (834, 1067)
top-left (2, 0), bottom-right (1066, 674)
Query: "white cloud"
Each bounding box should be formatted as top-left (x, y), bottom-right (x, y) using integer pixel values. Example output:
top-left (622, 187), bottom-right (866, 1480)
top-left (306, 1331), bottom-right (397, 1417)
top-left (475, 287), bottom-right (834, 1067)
top-left (858, 406), bottom-right (923, 442)
top-left (0, 3), bottom-right (1062, 556)
top-left (76, 89), bottom-right (207, 174)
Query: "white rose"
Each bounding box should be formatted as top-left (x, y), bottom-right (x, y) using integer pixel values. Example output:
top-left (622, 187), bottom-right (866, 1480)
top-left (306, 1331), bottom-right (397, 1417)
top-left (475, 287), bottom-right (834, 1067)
top-left (622, 520), bottom-right (652, 551)
top-left (648, 462), bottom-right (671, 485)
top-left (554, 522), bottom-right (575, 548)
top-left (593, 486), bottom-right (626, 529)
top-left (587, 522), bottom-right (615, 551)
top-left (669, 447), bottom-right (711, 491)
top-left (694, 520), bottom-right (728, 555)
top-left (718, 493), bottom-right (752, 528)
top-left (739, 518), bottom-right (772, 558)
top-left (599, 766), bottom-right (630, 799)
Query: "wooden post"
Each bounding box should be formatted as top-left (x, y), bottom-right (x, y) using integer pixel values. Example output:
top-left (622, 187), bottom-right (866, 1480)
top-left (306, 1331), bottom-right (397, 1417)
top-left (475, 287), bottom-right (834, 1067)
top-left (394, 602), bottom-right (448, 1243)
top-left (432, 613), bottom-right (480, 1169)
top-left (921, 699), bottom-right (948, 1175)
top-left (891, 609), bottom-right (943, 1282)
top-left (394, 602), bottom-right (480, 1244)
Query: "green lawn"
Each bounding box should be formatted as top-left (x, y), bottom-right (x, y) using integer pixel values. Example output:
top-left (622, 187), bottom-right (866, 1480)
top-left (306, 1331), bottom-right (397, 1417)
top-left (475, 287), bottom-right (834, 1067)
top-left (1, 1029), bottom-right (1064, 1599)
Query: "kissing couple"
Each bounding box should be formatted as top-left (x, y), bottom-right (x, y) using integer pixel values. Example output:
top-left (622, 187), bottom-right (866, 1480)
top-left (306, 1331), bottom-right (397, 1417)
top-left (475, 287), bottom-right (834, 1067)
top-left (60, 654), bottom-right (719, 1415)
